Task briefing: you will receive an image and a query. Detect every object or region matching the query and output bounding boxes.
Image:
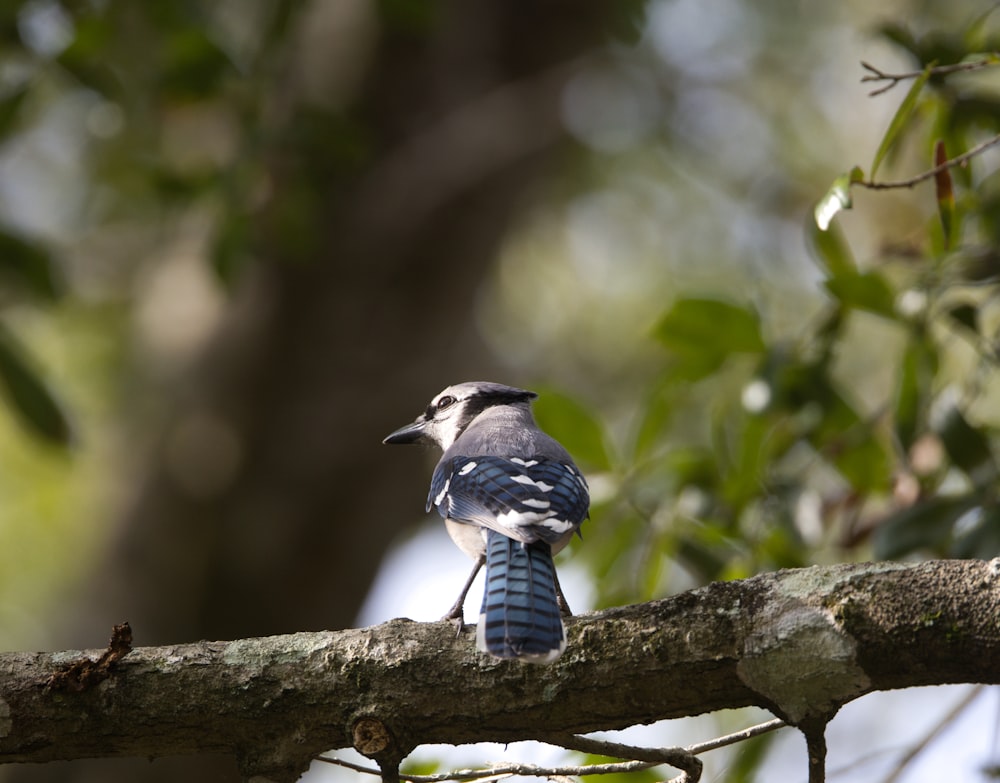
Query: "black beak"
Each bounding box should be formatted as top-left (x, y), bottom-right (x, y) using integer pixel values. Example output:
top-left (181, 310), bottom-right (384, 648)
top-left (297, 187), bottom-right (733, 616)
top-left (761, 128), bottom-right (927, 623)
top-left (383, 418), bottom-right (429, 445)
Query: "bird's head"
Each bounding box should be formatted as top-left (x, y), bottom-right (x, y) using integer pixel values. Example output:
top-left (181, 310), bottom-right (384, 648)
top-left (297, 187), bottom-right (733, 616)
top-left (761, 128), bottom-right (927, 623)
top-left (383, 381), bottom-right (537, 451)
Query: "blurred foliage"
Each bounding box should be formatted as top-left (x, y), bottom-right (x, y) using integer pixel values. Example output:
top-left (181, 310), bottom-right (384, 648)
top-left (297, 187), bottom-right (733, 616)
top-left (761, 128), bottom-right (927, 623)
top-left (0, 321), bottom-right (72, 444)
top-left (531, 9), bottom-right (1000, 613)
top-left (0, 0), bottom-right (296, 649)
top-left (12, 3), bottom-right (999, 620)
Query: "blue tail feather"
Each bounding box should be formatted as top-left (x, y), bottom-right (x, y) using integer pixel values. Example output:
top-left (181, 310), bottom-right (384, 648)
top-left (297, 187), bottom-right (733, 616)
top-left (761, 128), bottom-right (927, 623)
top-left (476, 529), bottom-right (565, 663)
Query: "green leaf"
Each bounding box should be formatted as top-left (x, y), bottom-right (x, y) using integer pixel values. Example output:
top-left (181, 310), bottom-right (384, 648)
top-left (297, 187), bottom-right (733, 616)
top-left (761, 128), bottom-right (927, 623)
top-left (895, 338), bottom-right (936, 451)
top-left (876, 23), bottom-right (919, 58)
top-left (721, 411), bottom-right (772, 512)
top-left (813, 171), bottom-right (854, 231)
top-left (933, 140), bottom-right (956, 250)
top-left (936, 404), bottom-right (997, 487)
top-left (813, 168), bottom-right (862, 232)
top-left (810, 385), bottom-right (893, 492)
top-left (378, 0), bottom-right (442, 33)
top-left (772, 362), bottom-right (891, 491)
top-left (871, 64), bottom-right (933, 179)
top-left (955, 247), bottom-right (1000, 284)
top-left (399, 759), bottom-right (442, 778)
top-left (159, 27), bottom-right (234, 98)
top-left (664, 447), bottom-right (718, 487)
top-left (726, 725), bottom-right (779, 783)
top-left (947, 303), bottom-right (978, 332)
top-left (0, 86), bottom-right (27, 138)
top-left (896, 348), bottom-right (919, 453)
top-left (606, 0), bottom-right (649, 46)
top-left (676, 531), bottom-right (738, 583)
top-left (873, 495), bottom-right (977, 559)
top-left (653, 298), bottom-right (765, 381)
top-left (950, 505), bottom-right (1000, 559)
top-left (631, 380), bottom-right (676, 460)
top-left (56, 12), bottom-right (119, 96)
top-left (0, 230), bottom-right (61, 300)
top-left (532, 388), bottom-right (610, 471)
top-left (0, 323), bottom-right (73, 445)
top-left (211, 212), bottom-right (251, 286)
top-left (822, 270), bottom-right (896, 317)
top-left (833, 434), bottom-right (892, 492)
top-left (807, 216), bottom-right (856, 278)
top-left (810, 204), bottom-right (892, 318)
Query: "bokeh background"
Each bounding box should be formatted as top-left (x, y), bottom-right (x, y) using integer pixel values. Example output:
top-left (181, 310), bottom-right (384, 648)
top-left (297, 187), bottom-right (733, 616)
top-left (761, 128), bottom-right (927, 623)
top-left (0, 1), bottom-right (997, 781)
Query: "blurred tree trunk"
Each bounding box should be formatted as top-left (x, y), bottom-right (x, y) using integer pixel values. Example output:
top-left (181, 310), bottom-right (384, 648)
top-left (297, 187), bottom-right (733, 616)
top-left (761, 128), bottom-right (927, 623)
top-left (6, 1), bottom-right (622, 781)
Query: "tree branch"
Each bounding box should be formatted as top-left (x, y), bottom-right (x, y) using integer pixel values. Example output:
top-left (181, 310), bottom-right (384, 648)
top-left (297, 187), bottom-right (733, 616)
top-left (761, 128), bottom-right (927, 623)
top-left (318, 753), bottom-right (661, 782)
top-left (316, 718), bottom-right (788, 782)
top-left (861, 57), bottom-right (999, 97)
top-left (1, 559), bottom-right (998, 782)
top-left (801, 717), bottom-right (828, 783)
top-left (856, 131), bottom-right (1000, 191)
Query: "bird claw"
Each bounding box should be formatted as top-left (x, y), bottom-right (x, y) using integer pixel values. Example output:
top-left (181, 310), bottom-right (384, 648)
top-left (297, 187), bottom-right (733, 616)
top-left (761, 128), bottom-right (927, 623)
top-left (440, 607), bottom-right (466, 637)
top-left (438, 555), bottom-right (483, 637)
top-left (554, 573), bottom-right (573, 617)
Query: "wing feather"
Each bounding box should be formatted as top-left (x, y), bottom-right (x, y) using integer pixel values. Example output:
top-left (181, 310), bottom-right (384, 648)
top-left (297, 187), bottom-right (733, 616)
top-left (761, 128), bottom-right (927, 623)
top-left (429, 455), bottom-right (589, 544)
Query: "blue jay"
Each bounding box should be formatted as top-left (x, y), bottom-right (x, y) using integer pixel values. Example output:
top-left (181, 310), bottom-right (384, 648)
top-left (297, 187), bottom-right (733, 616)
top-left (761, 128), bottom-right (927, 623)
top-left (384, 381), bottom-right (589, 663)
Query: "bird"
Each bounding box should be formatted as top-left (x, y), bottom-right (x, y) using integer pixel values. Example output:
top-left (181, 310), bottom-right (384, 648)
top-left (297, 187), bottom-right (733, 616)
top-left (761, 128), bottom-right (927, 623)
top-left (383, 381), bottom-right (590, 663)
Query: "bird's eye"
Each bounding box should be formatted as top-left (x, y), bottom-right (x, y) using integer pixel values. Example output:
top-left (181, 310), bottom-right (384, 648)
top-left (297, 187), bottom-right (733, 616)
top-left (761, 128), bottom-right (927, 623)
top-left (436, 395), bottom-right (456, 410)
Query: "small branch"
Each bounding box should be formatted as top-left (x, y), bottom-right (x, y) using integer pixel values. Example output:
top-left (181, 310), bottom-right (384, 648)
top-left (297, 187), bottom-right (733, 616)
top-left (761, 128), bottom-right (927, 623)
top-left (861, 57), bottom-right (999, 97)
top-left (317, 718), bottom-right (789, 783)
top-left (548, 733), bottom-right (701, 779)
top-left (858, 132), bottom-right (1000, 190)
top-left (686, 717), bottom-right (786, 754)
top-left (549, 716), bottom-right (786, 774)
top-left (800, 718), bottom-right (828, 783)
top-left (315, 754), bottom-right (658, 782)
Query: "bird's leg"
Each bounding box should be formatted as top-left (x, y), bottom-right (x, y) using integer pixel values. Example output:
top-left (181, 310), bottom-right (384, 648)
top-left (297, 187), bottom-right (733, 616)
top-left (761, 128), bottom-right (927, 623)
top-left (553, 568), bottom-right (573, 617)
top-left (441, 555), bottom-right (484, 635)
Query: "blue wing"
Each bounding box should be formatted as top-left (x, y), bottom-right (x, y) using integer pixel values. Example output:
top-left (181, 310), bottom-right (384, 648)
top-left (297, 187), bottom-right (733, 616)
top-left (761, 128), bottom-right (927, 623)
top-left (428, 455), bottom-right (589, 544)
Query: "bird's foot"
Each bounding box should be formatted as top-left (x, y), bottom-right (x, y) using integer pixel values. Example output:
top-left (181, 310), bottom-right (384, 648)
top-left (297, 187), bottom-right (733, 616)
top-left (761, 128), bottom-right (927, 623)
top-left (440, 604), bottom-right (466, 637)
top-left (554, 571), bottom-right (573, 617)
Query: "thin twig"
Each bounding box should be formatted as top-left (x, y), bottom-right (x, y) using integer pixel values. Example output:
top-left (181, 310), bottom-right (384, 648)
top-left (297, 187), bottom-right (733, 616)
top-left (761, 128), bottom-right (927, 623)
top-left (686, 717), bottom-right (786, 754)
top-left (858, 132), bottom-right (1000, 190)
top-left (861, 57), bottom-right (999, 97)
top-left (315, 718), bottom-right (789, 783)
top-left (879, 685), bottom-right (986, 783)
top-left (314, 754), bottom-right (658, 781)
top-left (549, 732), bottom-right (701, 777)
